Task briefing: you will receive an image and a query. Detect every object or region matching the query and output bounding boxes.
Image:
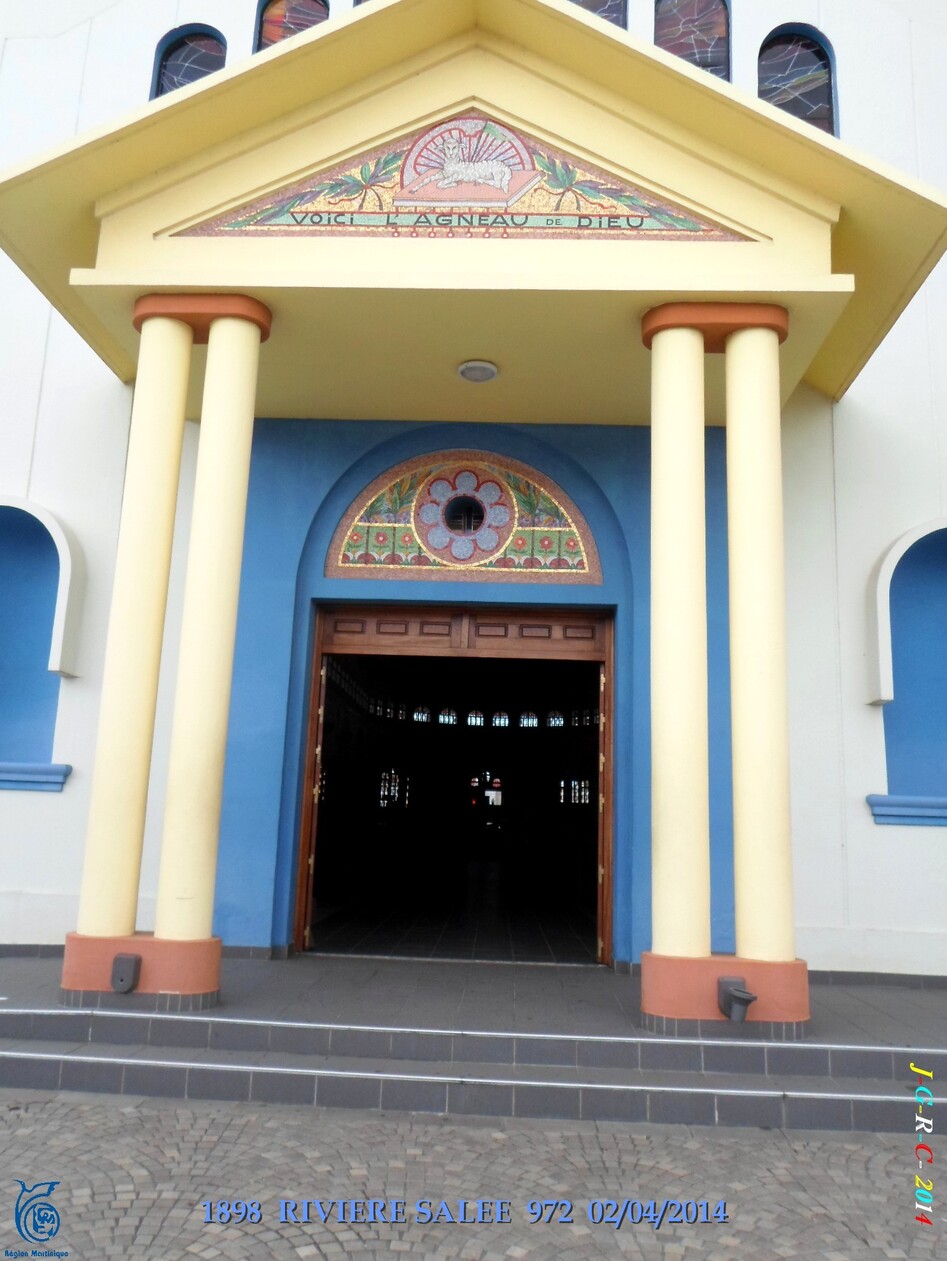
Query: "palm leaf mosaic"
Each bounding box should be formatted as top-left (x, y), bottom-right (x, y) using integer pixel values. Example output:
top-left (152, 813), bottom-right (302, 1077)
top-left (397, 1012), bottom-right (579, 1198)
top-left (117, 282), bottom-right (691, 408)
top-left (364, 473), bottom-right (423, 523)
top-left (532, 152), bottom-right (702, 229)
top-left (229, 151), bottom-right (406, 225)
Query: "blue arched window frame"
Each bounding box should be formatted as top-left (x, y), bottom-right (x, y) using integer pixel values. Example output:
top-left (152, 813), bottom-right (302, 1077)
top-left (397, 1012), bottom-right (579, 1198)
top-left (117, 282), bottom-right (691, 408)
top-left (757, 23), bottom-right (839, 137)
top-left (150, 24), bottom-right (228, 100)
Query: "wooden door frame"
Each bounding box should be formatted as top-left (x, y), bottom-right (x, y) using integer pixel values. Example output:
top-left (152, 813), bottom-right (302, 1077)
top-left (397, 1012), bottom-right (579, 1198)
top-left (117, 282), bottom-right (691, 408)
top-left (293, 603), bottom-right (615, 963)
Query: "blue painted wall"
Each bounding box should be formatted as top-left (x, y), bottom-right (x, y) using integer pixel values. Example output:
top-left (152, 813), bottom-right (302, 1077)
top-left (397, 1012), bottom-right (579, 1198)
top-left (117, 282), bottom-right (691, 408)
top-left (0, 506), bottom-right (60, 762)
top-left (884, 527), bottom-right (947, 795)
top-left (705, 434), bottom-right (735, 948)
top-left (214, 420), bottom-right (735, 961)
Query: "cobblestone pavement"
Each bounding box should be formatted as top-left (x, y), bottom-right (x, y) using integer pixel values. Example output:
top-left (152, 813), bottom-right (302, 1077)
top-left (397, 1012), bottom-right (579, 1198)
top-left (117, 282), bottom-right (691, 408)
top-left (0, 1089), bottom-right (941, 1260)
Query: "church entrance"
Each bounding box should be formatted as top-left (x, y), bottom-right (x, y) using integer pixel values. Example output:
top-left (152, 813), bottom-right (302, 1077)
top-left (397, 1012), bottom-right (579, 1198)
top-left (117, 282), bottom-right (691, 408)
top-left (294, 605), bottom-right (614, 963)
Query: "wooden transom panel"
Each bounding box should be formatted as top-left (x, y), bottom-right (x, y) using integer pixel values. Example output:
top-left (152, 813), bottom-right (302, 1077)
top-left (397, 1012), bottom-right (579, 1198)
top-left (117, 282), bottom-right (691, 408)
top-left (320, 605), bottom-right (610, 661)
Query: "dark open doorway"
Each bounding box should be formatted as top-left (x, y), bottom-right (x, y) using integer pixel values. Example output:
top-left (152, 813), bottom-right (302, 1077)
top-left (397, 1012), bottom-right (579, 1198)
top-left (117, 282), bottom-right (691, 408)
top-left (294, 604), bottom-right (615, 964)
top-left (307, 652), bottom-right (602, 962)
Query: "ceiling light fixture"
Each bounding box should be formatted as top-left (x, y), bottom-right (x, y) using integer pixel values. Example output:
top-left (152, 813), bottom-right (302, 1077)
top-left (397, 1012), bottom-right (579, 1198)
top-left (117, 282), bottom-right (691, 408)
top-left (457, 359), bottom-right (498, 383)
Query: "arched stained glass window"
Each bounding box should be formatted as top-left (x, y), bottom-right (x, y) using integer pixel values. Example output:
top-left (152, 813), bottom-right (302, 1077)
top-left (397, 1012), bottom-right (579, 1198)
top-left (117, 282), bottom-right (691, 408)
top-left (438, 708), bottom-right (457, 726)
top-left (519, 712), bottom-right (539, 729)
top-left (413, 705), bottom-right (430, 723)
top-left (492, 712), bottom-right (509, 728)
top-left (547, 712), bottom-right (565, 728)
top-left (566, 0), bottom-right (627, 28)
top-left (152, 27), bottom-right (226, 98)
top-left (257, 0), bottom-right (329, 51)
top-left (758, 28), bottom-right (835, 135)
top-left (467, 711), bottom-right (484, 727)
top-left (655, 0), bottom-right (729, 80)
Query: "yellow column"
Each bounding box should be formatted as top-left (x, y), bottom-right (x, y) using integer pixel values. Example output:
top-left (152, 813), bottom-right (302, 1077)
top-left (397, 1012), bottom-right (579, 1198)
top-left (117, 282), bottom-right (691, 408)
top-left (76, 315), bottom-right (193, 937)
top-left (649, 325), bottom-right (712, 957)
top-left (153, 314), bottom-right (264, 941)
top-left (725, 325), bottom-right (795, 961)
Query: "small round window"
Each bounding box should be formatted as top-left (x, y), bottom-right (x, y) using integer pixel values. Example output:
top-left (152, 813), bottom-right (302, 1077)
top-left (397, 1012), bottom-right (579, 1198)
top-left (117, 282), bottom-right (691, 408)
top-left (444, 496), bottom-right (485, 535)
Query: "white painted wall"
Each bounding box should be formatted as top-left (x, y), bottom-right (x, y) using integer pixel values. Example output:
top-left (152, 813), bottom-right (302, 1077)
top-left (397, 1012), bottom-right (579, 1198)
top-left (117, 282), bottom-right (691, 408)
top-left (770, 1), bottom-right (947, 973)
top-left (0, 0), bottom-right (945, 972)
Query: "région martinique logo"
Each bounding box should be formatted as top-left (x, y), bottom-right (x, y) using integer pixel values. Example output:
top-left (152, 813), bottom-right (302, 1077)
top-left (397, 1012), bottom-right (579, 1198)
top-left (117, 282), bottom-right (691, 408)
top-left (13, 1179), bottom-right (62, 1244)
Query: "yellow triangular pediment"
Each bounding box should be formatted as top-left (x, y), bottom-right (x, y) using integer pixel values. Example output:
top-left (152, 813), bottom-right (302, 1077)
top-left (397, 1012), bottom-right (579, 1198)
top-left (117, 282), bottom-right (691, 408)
top-left (180, 111), bottom-right (747, 244)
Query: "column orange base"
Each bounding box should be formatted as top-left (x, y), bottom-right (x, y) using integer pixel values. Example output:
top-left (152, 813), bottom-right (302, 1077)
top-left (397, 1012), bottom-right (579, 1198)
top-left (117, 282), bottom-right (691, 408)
top-left (641, 951), bottom-right (810, 1023)
top-left (61, 931), bottom-right (221, 1004)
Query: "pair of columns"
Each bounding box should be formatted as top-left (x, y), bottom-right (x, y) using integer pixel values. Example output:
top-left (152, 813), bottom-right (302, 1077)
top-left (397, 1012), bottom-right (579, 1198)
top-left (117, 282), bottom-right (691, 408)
top-left (642, 302), bottom-right (808, 1025)
top-left (63, 294), bottom-right (270, 1003)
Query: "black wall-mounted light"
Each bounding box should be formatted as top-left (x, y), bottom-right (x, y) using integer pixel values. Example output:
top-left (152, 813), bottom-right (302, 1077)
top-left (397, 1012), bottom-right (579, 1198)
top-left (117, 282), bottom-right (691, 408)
top-left (717, 975), bottom-right (758, 1023)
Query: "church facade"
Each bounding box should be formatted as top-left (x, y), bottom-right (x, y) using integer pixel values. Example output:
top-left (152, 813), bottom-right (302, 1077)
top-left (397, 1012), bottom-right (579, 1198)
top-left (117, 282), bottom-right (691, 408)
top-left (1, 0), bottom-right (946, 1027)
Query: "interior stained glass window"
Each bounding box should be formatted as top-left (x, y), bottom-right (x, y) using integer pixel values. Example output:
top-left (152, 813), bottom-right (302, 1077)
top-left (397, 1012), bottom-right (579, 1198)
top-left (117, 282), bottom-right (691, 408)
top-left (155, 32), bottom-right (226, 96)
top-left (547, 712), bottom-right (565, 728)
top-left (413, 705), bottom-right (430, 724)
top-left (438, 708), bottom-right (457, 726)
top-left (570, 708), bottom-right (600, 727)
top-left (379, 768), bottom-right (408, 808)
top-left (379, 768), bottom-right (399, 807)
top-left (492, 712), bottom-right (509, 728)
top-left (467, 711), bottom-right (484, 727)
top-left (258, 0), bottom-right (330, 50)
top-left (654, 0), bottom-right (729, 80)
top-left (758, 32), bottom-right (835, 134)
top-left (565, 0), bottom-right (627, 28)
top-left (519, 712), bottom-right (539, 729)
top-left (559, 778), bottom-right (592, 805)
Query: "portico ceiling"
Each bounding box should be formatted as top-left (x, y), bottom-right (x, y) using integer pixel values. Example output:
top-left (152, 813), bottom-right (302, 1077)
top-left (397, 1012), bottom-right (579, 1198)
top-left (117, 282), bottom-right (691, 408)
top-left (0, 0), bottom-right (945, 423)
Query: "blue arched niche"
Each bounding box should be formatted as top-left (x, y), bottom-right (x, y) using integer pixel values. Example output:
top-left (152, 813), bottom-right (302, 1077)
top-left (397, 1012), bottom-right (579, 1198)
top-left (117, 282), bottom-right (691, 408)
top-left (0, 507), bottom-right (60, 764)
top-left (870, 528), bottom-right (947, 823)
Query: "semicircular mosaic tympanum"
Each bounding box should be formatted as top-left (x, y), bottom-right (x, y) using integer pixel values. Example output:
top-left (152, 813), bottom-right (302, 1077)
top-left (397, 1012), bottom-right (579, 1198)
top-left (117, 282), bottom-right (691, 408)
top-left (327, 451), bottom-right (601, 583)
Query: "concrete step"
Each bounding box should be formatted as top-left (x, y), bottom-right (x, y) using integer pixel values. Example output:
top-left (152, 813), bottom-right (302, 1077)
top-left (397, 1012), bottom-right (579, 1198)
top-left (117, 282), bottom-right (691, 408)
top-left (1, 1007), bottom-right (943, 1083)
top-left (0, 1034), bottom-right (936, 1131)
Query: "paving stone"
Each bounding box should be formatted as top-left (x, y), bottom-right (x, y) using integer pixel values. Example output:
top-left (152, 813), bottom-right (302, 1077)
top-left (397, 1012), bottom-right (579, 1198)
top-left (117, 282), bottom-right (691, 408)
top-left (1, 1088), bottom-right (939, 1258)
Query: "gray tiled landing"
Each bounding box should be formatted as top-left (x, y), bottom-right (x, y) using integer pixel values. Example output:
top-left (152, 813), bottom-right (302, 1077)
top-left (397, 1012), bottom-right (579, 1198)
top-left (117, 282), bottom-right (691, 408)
top-left (3, 953), bottom-right (947, 1047)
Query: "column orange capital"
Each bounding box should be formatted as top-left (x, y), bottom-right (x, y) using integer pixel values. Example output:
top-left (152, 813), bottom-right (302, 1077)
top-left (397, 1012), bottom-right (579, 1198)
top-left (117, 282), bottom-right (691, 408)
top-left (642, 302), bottom-right (789, 353)
top-left (133, 293), bottom-right (272, 344)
